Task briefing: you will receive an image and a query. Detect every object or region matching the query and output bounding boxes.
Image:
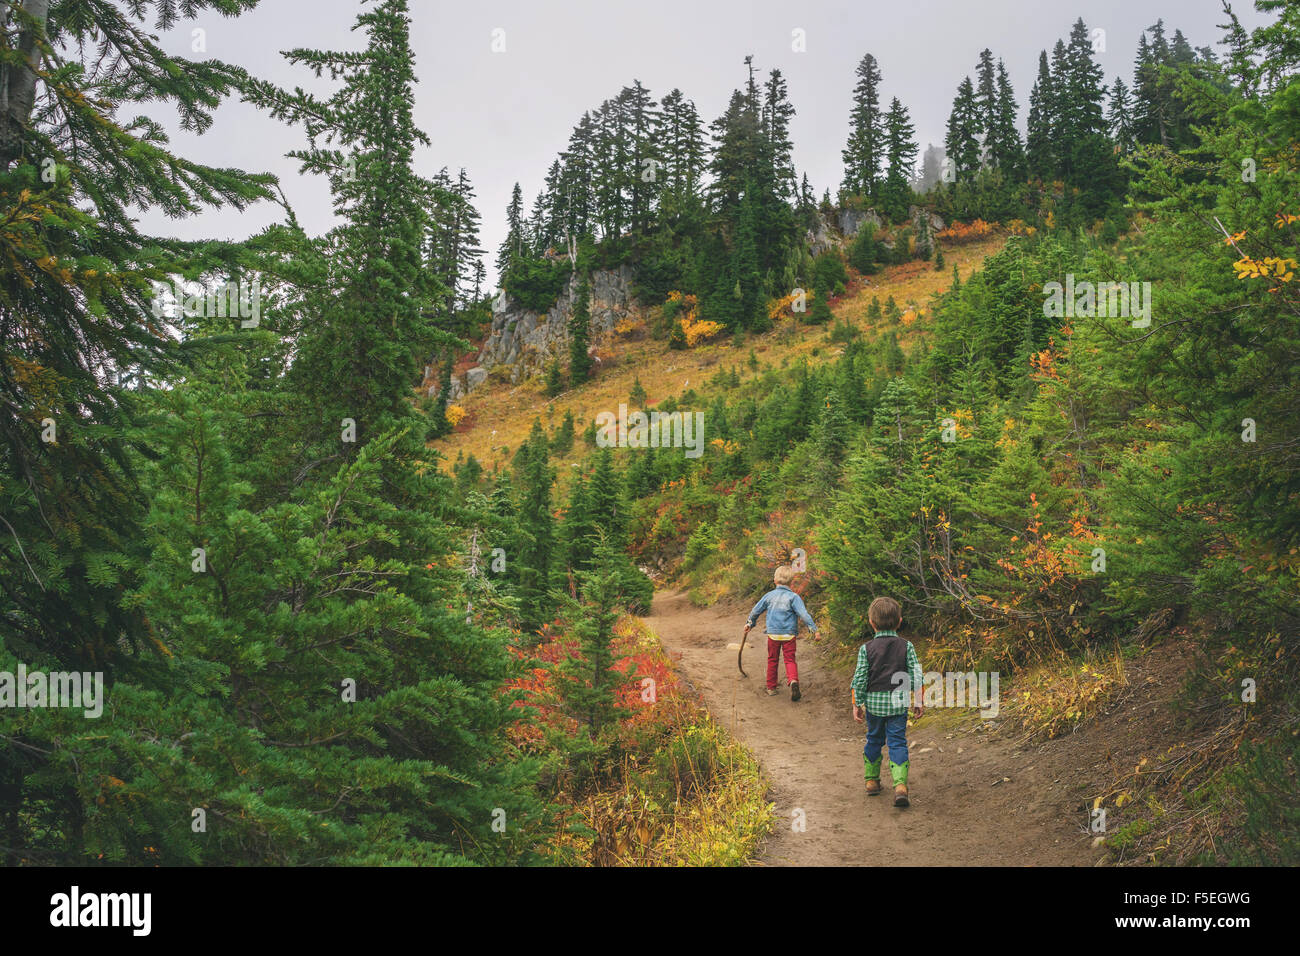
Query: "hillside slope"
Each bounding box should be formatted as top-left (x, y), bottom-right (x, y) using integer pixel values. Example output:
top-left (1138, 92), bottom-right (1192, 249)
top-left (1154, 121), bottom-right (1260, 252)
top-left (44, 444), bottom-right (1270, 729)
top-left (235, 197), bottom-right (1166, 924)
top-left (433, 234), bottom-right (1005, 483)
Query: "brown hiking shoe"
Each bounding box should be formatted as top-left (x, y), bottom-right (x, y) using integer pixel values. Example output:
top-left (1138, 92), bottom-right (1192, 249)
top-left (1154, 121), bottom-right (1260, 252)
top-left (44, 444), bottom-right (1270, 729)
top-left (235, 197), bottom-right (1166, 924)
top-left (865, 779), bottom-right (882, 796)
top-left (893, 785), bottom-right (910, 808)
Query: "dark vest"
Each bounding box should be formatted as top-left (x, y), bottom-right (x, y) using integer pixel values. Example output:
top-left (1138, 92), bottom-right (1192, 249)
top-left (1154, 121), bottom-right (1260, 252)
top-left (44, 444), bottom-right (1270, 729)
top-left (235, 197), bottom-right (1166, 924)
top-left (863, 635), bottom-right (910, 694)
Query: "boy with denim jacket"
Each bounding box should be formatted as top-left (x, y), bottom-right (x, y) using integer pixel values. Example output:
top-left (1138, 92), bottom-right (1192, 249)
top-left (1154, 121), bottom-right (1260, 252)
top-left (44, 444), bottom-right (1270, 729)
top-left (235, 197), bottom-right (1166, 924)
top-left (743, 565), bottom-right (818, 701)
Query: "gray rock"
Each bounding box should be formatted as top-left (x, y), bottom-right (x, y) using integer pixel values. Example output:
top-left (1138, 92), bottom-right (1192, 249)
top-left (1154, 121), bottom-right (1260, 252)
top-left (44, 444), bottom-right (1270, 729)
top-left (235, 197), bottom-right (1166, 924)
top-left (909, 204), bottom-right (945, 236)
top-left (837, 207), bottom-right (882, 238)
top-left (475, 264), bottom-right (637, 382)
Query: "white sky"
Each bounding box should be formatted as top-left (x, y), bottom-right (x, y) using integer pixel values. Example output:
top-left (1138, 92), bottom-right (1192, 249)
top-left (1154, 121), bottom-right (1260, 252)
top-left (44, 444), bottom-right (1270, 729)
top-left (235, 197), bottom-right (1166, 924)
top-left (133, 0), bottom-right (1266, 288)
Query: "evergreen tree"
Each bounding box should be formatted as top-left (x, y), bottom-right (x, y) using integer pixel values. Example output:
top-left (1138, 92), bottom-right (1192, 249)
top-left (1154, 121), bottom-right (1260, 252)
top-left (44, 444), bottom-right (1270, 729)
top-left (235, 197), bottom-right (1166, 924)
top-left (881, 97), bottom-right (919, 221)
top-left (545, 358), bottom-right (567, 397)
top-left (990, 60), bottom-right (1025, 175)
top-left (1064, 18), bottom-right (1107, 140)
top-left (763, 68), bottom-right (798, 200)
top-left (1026, 50), bottom-right (1057, 179)
top-left (659, 88), bottom-right (708, 206)
top-left (555, 538), bottom-right (636, 750)
top-left (841, 53), bottom-right (886, 199)
top-left (629, 376), bottom-right (648, 408)
top-left (243, 0), bottom-right (456, 439)
top-left (975, 49), bottom-right (998, 158)
top-left (1108, 77), bottom-right (1136, 152)
top-left (552, 408), bottom-right (577, 454)
top-left (498, 181), bottom-right (526, 278)
top-left (569, 273), bottom-right (593, 384)
top-left (515, 420), bottom-right (556, 635)
top-left (944, 77), bottom-right (982, 182)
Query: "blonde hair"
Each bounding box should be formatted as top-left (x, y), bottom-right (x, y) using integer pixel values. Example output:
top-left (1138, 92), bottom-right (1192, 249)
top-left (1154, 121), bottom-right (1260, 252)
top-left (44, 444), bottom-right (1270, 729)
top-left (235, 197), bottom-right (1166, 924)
top-left (773, 565), bottom-right (795, 586)
top-left (868, 596), bottom-right (902, 631)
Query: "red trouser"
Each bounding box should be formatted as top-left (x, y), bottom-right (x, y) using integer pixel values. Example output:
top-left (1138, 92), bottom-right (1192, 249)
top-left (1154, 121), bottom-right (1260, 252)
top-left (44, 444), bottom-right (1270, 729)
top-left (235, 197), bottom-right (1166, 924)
top-left (766, 636), bottom-right (798, 689)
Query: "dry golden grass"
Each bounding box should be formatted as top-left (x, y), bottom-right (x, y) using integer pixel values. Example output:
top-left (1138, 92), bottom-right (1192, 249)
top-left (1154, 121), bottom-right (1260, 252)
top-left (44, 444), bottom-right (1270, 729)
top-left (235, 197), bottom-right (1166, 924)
top-left (431, 234), bottom-right (1006, 481)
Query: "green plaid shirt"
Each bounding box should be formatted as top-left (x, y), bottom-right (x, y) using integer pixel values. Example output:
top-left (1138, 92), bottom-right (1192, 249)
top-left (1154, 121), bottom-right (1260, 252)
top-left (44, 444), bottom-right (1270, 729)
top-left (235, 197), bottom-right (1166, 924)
top-left (850, 631), bottom-right (923, 717)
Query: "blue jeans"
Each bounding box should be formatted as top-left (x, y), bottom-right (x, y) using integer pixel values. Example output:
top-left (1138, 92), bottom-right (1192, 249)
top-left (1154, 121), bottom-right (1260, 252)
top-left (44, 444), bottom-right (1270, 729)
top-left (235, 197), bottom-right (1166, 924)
top-left (864, 712), bottom-right (909, 766)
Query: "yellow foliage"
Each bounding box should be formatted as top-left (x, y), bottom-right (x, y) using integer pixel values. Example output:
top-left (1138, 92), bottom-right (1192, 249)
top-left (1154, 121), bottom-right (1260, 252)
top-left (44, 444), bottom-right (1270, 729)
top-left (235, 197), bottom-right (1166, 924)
top-left (666, 290), bottom-right (724, 347)
top-left (445, 404), bottom-right (467, 428)
top-left (767, 292), bottom-right (799, 321)
top-left (1232, 256), bottom-right (1297, 284)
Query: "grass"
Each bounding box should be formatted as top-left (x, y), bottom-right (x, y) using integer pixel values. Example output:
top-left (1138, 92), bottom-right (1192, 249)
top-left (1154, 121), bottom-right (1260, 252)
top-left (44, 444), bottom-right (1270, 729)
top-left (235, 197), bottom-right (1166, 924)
top-left (431, 235), bottom-right (1007, 490)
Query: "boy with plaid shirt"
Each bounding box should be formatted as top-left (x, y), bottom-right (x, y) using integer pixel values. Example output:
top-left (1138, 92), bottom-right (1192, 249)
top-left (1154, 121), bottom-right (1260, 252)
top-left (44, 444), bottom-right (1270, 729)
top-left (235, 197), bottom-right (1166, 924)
top-left (850, 596), bottom-right (924, 807)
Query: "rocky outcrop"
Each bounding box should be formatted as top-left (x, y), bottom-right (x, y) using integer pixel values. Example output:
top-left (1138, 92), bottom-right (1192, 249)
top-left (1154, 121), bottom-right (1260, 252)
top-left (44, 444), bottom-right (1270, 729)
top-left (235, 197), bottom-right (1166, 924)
top-left (806, 207), bottom-right (885, 256)
top-left (910, 205), bottom-right (945, 236)
top-left (837, 207), bottom-right (882, 238)
top-left (454, 265), bottom-right (636, 395)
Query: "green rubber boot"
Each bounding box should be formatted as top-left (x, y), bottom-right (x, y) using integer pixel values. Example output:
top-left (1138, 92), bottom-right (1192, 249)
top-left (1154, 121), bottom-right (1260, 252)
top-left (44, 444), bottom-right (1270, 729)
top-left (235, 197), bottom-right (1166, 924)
top-left (864, 756), bottom-right (883, 795)
top-left (889, 760), bottom-right (909, 787)
top-left (890, 760), bottom-right (910, 807)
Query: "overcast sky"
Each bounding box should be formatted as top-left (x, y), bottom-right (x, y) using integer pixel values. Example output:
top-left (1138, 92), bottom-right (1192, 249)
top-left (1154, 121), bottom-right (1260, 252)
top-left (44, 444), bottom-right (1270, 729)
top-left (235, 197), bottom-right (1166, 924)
top-left (134, 0), bottom-right (1265, 287)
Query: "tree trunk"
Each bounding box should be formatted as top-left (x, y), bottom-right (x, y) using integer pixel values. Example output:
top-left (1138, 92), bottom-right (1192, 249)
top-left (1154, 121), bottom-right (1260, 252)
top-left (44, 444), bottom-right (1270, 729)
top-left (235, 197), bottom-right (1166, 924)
top-left (0, 0), bottom-right (52, 168)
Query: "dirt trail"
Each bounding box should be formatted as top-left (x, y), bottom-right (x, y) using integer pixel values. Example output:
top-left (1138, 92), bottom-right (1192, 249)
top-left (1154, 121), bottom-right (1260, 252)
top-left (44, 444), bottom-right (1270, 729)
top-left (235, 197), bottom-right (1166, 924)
top-left (646, 589), bottom-right (1099, 866)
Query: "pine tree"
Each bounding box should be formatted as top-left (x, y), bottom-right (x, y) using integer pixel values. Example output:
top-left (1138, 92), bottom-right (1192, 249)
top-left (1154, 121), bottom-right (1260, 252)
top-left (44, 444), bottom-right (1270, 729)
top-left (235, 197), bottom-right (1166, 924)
top-left (243, 0), bottom-right (455, 440)
top-left (0, 0), bottom-right (280, 863)
top-left (625, 79), bottom-right (661, 234)
top-left (814, 390), bottom-right (851, 467)
top-left (708, 88), bottom-right (761, 216)
top-left (763, 69), bottom-right (798, 200)
top-left (1049, 37), bottom-right (1072, 144)
top-left (1108, 77), bottom-right (1136, 152)
top-left (516, 420), bottom-right (556, 635)
top-left (552, 408), bottom-right (576, 454)
top-left (1026, 50), bottom-right (1057, 180)
top-left (990, 60), bottom-right (1025, 175)
top-left (659, 88), bottom-right (708, 206)
top-left (944, 77), bottom-right (982, 182)
top-left (629, 376), bottom-right (648, 409)
top-left (586, 447), bottom-right (627, 547)
top-left (555, 537), bottom-right (636, 749)
top-left (841, 53), bottom-right (886, 199)
top-left (881, 97), bottom-right (919, 221)
top-left (545, 358), bottom-right (567, 397)
top-left (1064, 18), bottom-right (1107, 142)
top-left (498, 182), bottom-right (526, 279)
top-left (1132, 32), bottom-right (1161, 145)
top-left (975, 49), bottom-right (998, 160)
top-left (569, 273), bottom-right (593, 384)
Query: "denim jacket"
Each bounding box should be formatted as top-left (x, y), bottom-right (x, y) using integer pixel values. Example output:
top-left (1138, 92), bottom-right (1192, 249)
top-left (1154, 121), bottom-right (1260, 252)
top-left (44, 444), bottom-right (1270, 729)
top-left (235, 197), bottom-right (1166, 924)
top-left (746, 585), bottom-right (818, 636)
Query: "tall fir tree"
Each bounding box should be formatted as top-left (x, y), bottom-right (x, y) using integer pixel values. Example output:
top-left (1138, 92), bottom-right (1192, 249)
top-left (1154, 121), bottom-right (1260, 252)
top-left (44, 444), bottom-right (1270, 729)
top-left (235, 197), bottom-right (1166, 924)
top-left (1026, 50), bottom-right (1057, 180)
top-left (841, 53), bottom-right (886, 199)
top-left (569, 272), bottom-right (593, 384)
top-left (515, 420), bottom-right (556, 635)
top-left (881, 97), bottom-right (919, 221)
top-left (497, 181), bottom-right (526, 279)
top-left (944, 77), bottom-right (982, 182)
